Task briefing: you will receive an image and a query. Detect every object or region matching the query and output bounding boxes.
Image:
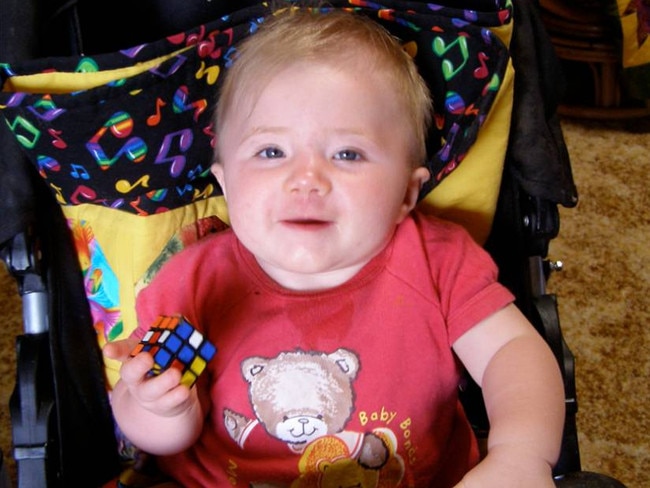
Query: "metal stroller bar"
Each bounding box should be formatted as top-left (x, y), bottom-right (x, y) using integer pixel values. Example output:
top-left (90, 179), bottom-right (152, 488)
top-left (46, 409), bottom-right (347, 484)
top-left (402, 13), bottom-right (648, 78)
top-left (1, 231), bottom-right (56, 487)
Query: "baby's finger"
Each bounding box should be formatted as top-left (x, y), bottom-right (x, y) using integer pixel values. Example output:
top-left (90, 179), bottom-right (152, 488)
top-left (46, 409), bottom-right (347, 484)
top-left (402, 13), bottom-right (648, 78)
top-left (135, 367), bottom-right (184, 404)
top-left (148, 380), bottom-right (194, 415)
top-left (103, 336), bottom-right (141, 362)
top-left (119, 352), bottom-right (155, 386)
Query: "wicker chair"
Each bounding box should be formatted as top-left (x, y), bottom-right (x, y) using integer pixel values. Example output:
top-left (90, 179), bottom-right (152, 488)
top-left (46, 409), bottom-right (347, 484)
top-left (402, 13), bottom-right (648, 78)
top-left (539, 0), bottom-right (650, 118)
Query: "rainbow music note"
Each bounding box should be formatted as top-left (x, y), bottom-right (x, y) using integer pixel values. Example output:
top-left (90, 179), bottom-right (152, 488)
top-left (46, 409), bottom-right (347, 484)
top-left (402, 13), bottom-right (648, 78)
top-left (32, 96), bottom-right (66, 121)
top-left (147, 98), bottom-right (166, 127)
top-left (173, 86), bottom-right (207, 122)
top-left (115, 175), bottom-right (151, 194)
top-left (86, 112), bottom-right (148, 169)
top-left (37, 155), bottom-right (61, 176)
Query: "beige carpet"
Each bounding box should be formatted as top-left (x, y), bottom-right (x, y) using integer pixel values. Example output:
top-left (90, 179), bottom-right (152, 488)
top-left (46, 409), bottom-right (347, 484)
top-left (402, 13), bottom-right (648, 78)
top-left (0, 117), bottom-right (648, 487)
top-left (548, 117), bottom-right (650, 488)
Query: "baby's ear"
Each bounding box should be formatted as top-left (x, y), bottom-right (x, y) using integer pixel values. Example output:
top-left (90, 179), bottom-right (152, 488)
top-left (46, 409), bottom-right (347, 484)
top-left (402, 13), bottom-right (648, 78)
top-left (399, 166), bottom-right (430, 220)
top-left (211, 161), bottom-right (226, 197)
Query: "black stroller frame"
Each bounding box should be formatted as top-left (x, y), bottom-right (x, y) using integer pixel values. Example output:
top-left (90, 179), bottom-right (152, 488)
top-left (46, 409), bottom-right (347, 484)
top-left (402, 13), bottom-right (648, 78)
top-left (0, 0), bottom-right (628, 486)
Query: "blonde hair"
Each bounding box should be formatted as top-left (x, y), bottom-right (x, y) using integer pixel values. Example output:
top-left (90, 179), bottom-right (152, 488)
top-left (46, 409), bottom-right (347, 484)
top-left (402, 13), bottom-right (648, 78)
top-left (215, 8), bottom-right (432, 166)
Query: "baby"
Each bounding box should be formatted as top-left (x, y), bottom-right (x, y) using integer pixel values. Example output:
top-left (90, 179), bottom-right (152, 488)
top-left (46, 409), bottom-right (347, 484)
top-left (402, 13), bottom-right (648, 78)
top-left (104, 8), bottom-right (565, 487)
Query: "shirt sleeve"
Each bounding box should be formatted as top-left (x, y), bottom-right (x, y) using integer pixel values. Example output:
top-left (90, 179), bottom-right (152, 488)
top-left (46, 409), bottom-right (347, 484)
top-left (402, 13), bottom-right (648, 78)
top-left (418, 213), bottom-right (515, 345)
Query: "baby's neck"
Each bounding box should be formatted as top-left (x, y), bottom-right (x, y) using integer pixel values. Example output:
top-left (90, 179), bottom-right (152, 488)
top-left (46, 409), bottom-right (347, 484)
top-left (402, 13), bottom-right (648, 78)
top-left (257, 260), bottom-right (368, 292)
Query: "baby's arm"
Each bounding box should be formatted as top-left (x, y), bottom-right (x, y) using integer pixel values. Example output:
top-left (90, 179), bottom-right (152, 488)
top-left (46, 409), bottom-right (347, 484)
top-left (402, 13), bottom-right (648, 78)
top-left (452, 303), bottom-right (565, 488)
top-left (104, 339), bottom-right (204, 455)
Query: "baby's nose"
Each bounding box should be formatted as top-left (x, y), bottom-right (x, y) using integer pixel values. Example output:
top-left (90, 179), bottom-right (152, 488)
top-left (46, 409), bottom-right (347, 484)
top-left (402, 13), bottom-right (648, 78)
top-left (285, 155), bottom-right (332, 196)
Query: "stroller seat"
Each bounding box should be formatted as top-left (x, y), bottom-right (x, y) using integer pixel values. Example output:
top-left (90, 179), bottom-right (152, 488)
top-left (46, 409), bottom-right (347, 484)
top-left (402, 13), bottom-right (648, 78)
top-left (0, 0), bottom-right (625, 486)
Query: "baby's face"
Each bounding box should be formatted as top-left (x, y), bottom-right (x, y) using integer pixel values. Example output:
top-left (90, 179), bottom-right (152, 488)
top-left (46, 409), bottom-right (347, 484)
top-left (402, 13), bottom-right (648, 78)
top-left (213, 60), bottom-right (429, 290)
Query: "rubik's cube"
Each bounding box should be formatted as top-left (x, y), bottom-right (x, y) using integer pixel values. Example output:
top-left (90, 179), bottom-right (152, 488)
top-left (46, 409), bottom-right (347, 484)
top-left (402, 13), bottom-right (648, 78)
top-left (130, 315), bottom-right (217, 388)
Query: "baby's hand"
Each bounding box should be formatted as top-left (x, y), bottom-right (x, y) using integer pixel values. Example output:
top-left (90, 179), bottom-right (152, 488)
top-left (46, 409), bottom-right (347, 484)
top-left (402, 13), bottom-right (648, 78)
top-left (117, 350), bottom-right (194, 418)
top-left (454, 446), bottom-right (556, 488)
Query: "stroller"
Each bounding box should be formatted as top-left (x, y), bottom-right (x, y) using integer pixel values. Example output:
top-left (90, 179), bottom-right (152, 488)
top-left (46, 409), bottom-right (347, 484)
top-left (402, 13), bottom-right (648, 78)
top-left (0, 0), bottom-right (628, 486)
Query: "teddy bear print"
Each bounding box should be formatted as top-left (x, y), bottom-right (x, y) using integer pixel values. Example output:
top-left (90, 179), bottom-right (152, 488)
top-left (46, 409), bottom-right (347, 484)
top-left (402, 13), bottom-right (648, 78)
top-left (223, 348), bottom-right (405, 486)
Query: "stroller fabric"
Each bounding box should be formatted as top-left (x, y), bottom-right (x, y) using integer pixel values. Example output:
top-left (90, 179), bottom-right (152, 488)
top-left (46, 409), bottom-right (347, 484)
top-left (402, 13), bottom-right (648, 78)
top-left (0, 0), bottom-right (514, 383)
top-left (0, 1), bottom-right (512, 214)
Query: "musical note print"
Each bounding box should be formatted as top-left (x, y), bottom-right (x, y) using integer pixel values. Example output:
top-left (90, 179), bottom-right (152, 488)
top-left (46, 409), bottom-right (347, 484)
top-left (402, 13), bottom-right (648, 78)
top-left (70, 164), bottom-right (91, 180)
top-left (146, 189), bottom-right (168, 202)
top-left (115, 175), bottom-right (150, 194)
top-left (1, 91), bottom-right (26, 109)
top-left (173, 85), bottom-right (207, 122)
top-left (481, 74), bottom-right (501, 96)
top-left (0, 1), bottom-right (511, 216)
top-left (29, 96), bottom-right (66, 122)
top-left (196, 61), bottom-right (220, 85)
top-left (147, 98), bottom-right (167, 127)
top-left (196, 29), bottom-right (230, 60)
top-left (155, 129), bottom-right (193, 178)
top-left (129, 196), bottom-right (149, 216)
top-left (37, 155), bottom-right (61, 177)
top-left (197, 31), bottom-right (218, 58)
top-left (50, 183), bottom-right (66, 205)
top-left (223, 46), bottom-right (237, 69)
top-left (474, 52), bottom-right (489, 79)
top-left (150, 54), bottom-right (187, 79)
top-left (70, 184), bottom-right (97, 205)
top-left (86, 112), bottom-right (148, 169)
top-left (432, 35), bottom-right (469, 81)
top-left (75, 57), bottom-right (100, 73)
top-left (119, 45), bottom-right (147, 59)
top-left (193, 183), bottom-right (215, 201)
top-left (445, 92), bottom-right (466, 115)
top-left (438, 122), bottom-right (460, 163)
top-left (8, 115), bottom-right (40, 149)
top-left (186, 25), bottom-right (207, 47)
top-left (187, 164), bottom-right (209, 182)
top-left (202, 123), bottom-right (216, 148)
top-left (48, 128), bottom-right (67, 149)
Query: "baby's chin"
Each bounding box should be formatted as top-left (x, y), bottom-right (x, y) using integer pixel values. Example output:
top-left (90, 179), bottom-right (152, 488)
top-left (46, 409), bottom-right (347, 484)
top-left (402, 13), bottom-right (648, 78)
top-left (256, 256), bottom-right (369, 292)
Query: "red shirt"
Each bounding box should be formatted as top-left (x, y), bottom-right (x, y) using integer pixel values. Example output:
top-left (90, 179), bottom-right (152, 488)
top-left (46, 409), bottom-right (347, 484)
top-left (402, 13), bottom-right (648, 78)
top-left (134, 211), bottom-right (514, 487)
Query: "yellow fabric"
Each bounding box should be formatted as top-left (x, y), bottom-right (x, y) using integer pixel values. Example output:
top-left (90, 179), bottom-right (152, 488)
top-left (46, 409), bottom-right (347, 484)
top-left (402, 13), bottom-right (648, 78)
top-left (419, 58), bottom-right (514, 244)
top-left (2, 48), bottom-right (190, 94)
top-left (61, 196), bottom-right (228, 387)
top-left (616, 0), bottom-right (650, 68)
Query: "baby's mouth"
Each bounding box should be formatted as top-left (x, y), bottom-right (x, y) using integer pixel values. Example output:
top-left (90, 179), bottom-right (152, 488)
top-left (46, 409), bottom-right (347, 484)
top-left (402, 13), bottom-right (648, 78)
top-left (281, 218), bottom-right (331, 229)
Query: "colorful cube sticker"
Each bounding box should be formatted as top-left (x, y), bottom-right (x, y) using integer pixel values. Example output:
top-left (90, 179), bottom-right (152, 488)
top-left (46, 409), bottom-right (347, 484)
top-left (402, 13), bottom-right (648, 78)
top-left (130, 315), bottom-right (217, 388)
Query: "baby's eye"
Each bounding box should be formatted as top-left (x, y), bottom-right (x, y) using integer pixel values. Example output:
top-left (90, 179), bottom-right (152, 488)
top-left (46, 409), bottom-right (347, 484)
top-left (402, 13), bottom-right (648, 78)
top-left (334, 149), bottom-right (362, 161)
top-left (256, 146), bottom-right (285, 159)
